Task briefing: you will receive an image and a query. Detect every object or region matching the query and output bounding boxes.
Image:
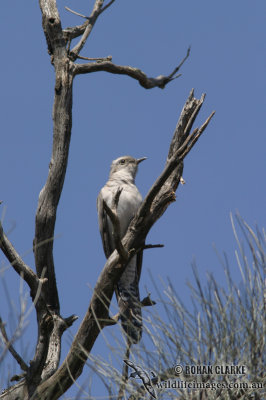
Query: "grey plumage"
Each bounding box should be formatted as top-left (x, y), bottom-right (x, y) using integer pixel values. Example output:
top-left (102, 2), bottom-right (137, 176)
top-left (97, 156), bottom-right (146, 343)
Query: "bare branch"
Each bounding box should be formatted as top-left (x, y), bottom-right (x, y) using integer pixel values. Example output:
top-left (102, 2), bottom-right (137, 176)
top-left (65, 7), bottom-right (88, 19)
top-left (70, 1), bottom-right (107, 60)
top-left (100, 0), bottom-right (116, 15)
top-left (0, 318), bottom-right (28, 372)
top-left (34, 90), bottom-right (214, 399)
top-left (2, 0), bottom-right (213, 398)
top-left (23, 4), bottom-right (78, 389)
top-left (167, 46), bottom-right (190, 80)
top-left (36, 2), bottom-right (74, 312)
top-left (180, 111), bottom-right (215, 159)
top-left (168, 89), bottom-right (205, 159)
top-left (140, 295), bottom-right (156, 307)
top-left (10, 373), bottom-right (27, 382)
top-left (63, 315), bottom-right (79, 329)
top-left (76, 55), bottom-right (112, 62)
top-left (136, 93), bottom-right (215, 223)
top-left (64, 0), bottom-right (116, 42)
top-left (28, 313), bottom-right (78, 385)
top-left (143, 244), bottom-right (164, 250)
top-left (0, 221), bottom-right (40, 295)
top-left (63, 23), bottom-right (87, 41)
top-left (74, 52), bottom-right (190, 89)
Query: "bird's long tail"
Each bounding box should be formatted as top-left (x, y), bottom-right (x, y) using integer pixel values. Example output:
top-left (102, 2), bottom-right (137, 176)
top-left (116, 257), bottom-right (142, 344)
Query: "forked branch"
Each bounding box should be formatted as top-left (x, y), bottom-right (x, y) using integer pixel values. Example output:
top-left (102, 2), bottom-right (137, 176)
top-left (1, 0), bottom-right (214, 398)
top-left (68, 0), bottom-right (115, 59)
top-left (74, 48), bottom-right (190, 89)
top-left (64, 0), bottom-right (116, 43)
top-left (33, 90), bottom-right (214, 399)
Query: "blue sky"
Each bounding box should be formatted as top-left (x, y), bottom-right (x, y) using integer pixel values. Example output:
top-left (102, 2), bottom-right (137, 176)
top-left (1, 0), bottom-right (265, 397)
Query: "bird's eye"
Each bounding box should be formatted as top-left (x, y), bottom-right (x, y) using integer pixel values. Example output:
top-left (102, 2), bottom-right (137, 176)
top-left (120, 159), bottom-right (126, 164)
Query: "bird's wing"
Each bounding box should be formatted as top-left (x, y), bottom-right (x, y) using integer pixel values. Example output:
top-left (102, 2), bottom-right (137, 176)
top-left (97, 191), bottom-right (113, 258)
top-left (98, 186), bottom-right (143, 343)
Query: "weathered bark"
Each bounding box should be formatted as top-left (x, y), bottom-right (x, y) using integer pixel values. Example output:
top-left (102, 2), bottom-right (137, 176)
top-left (0, 1), bottom-right (214, 399)
top-left (35, 0), bottom-right (73, 312)
top-left (30, 91), bottom-right (214, 400)
top-left (73, 48), bottom-right (191, 89)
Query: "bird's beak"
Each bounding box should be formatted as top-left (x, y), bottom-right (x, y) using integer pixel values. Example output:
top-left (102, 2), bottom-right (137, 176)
top-left (136, 157), bottom-right (147, 164)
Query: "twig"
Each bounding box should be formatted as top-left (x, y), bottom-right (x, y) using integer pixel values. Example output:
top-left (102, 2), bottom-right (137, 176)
top-left (64, 315), bottom-right (79, 329)
top-left (76, 55), bottom-right (112, 62)
top-left (73, 49), bottom-right (190, 89)
top-left (141, 295), bottom-right (156, 307)
top-left (99, 0), bottom-right (116, 15)
top-left (65, 6), bottom-right (88, 19)
top-left (179, 111), bottom-right (215, 159)
top-left (63, 0), bottom-right (116, 41)
top-left (63, 23), bottom-right (88, 41)
top-left (168, 89), bottom-right (203, 158)
top-left (0, 318), bottom-right (28, 372)
top-left (0, 222), bottom-right (40, 296)
top-left (167, 46), bottom-right (191, 80)
top-left (10, 372), bottom-right (27, 382)
top-left (183, 93), bottom-right (206, 139)
top-left (143, 244), bottom-right (164, 250)
top-left (70, 0), bottom-right (108, 60)
top-left (67, 38), bottom-right (71, 54)
top-left (137, 102), bottom-right (215, 220)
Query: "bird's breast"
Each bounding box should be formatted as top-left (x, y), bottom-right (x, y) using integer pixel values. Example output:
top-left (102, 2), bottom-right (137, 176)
top-left (103, 183), bottom-right (142, 236)
top-left (117, 186), bottom-right (142, 235)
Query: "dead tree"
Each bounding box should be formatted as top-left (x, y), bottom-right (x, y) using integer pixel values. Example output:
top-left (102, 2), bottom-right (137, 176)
top-left (0, 1), bottom-right (214, 399)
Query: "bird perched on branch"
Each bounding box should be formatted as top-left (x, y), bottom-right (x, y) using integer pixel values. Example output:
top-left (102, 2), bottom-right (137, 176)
top-left (97, 155), bottom-right (146, 343)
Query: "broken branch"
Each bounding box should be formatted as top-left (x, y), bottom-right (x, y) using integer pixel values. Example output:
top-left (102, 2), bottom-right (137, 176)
top-left (143, 244), bottom-right (164, 250)
top-left (141, 295), bottom-right (156, 307)
top-left (73, 50), bottom-right (190, 89)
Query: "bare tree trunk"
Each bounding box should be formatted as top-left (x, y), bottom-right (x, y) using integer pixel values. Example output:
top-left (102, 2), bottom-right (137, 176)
top-left (0, 1), bottom-right (214, 399)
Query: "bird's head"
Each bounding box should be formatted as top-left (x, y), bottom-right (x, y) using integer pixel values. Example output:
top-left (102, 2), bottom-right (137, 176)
top-left (109, 155), bottom-right (147, 181)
